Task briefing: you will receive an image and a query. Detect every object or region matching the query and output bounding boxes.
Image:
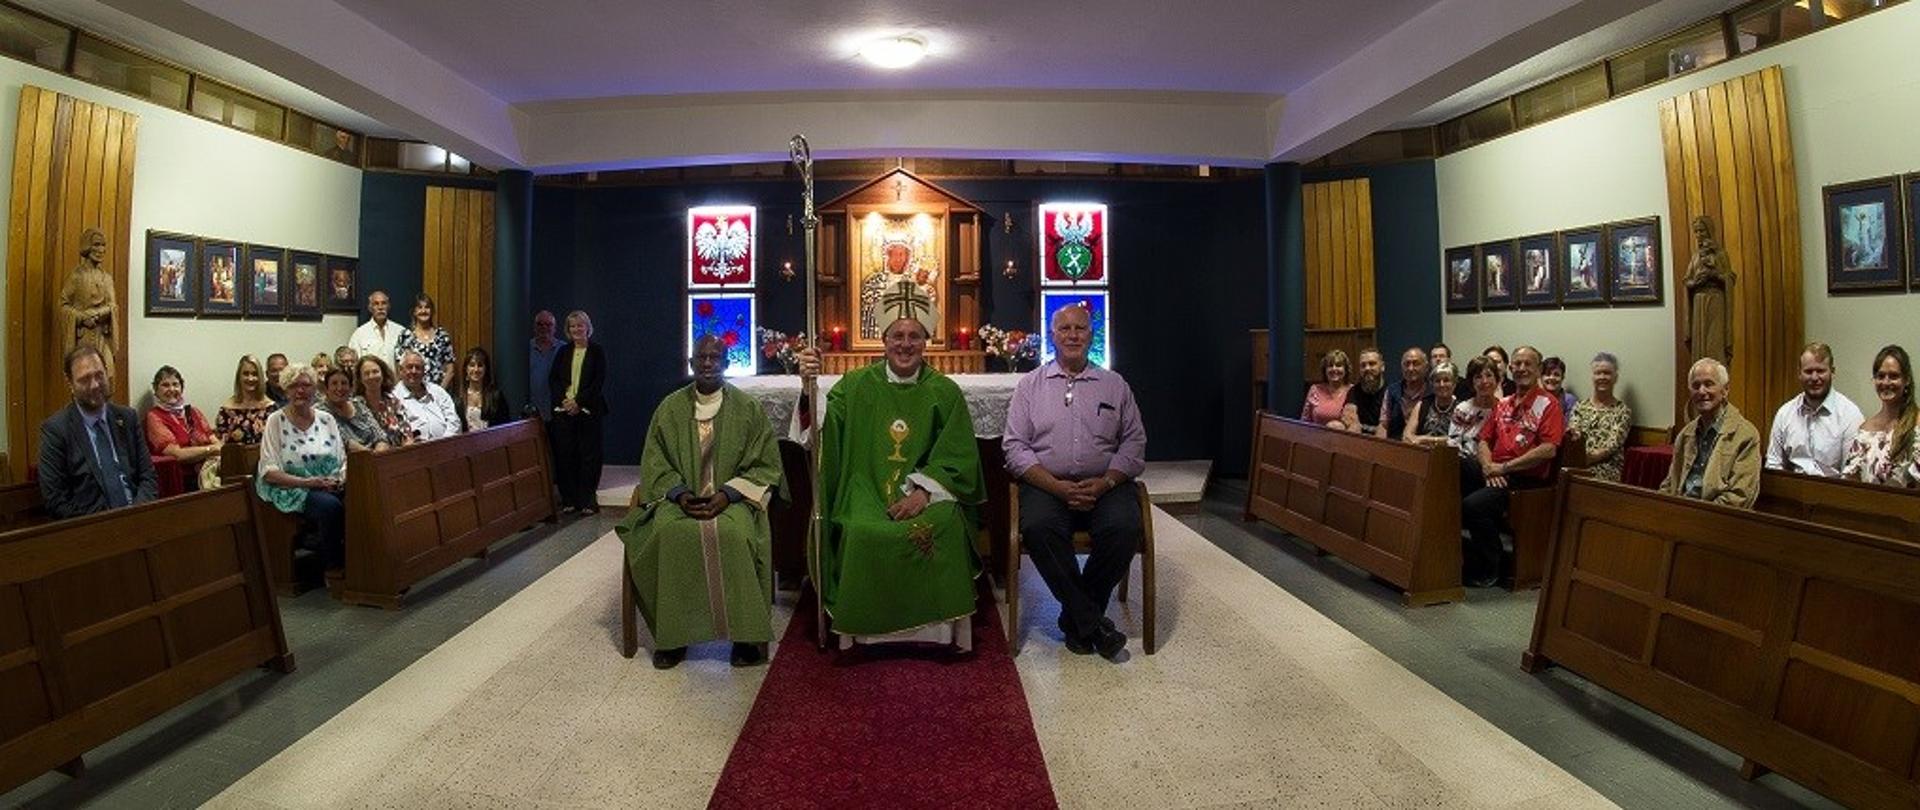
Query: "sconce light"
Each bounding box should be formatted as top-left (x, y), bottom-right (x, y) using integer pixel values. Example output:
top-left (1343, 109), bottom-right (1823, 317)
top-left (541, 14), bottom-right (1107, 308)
top-left (1003, 259), bottom-right (1018, 280)
top-left (1002, 212), bottom-right (1014, 234)
top-left (781, 260), bottom-right (796, 281)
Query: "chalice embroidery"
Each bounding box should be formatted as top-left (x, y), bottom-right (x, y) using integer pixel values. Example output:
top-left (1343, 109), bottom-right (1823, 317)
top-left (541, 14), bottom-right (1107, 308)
top-left (887, 418), bottom-right (910, 461)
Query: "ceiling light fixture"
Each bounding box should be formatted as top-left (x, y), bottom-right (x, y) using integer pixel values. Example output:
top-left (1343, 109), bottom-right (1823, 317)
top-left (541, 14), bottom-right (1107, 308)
top-left (859, 35), bottom-right (927, 69)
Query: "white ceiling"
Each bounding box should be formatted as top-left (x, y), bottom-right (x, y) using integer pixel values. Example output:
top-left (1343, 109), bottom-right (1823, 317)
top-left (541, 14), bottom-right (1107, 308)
top-left (328, 0), bottom-right (1443, 102)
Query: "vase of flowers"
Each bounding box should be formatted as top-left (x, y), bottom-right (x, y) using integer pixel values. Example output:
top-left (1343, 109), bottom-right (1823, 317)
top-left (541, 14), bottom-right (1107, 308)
top-left (978, 325), bottom-right (1041, 373)
top-left (757, 327), bottom-right (807, 374)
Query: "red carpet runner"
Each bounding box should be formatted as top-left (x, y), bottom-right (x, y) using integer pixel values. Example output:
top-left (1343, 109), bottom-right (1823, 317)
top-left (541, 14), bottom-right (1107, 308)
top-left (707, 588), bottom-right (1057, 808)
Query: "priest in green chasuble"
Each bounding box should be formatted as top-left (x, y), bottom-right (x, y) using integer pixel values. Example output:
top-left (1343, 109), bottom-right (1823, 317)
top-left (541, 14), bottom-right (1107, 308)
top-left (618, 336), bottom-right (784, 669)
top-left (797, 315), bottom-right (984, 651)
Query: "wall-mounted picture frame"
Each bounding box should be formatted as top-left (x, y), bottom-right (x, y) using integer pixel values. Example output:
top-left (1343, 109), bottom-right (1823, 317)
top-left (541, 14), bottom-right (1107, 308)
top-left (199, 240), bottom-right (243, 317)
top-left (1558, 227), bottom-right (1607, 306)
top-left (1444, 245), bottom-right (1478, 313)
top-left (1607, 217), bottom-right (1663, 305)
top-left (1907, 175), bottom-right (1920, 293)
top-left (1517, 233), bottom-right (1558, 309)
top-left (1824, 176), bottom-right (1904, 294)
top-left (245, 244), bottom-right (287, 319)
top-left (324, 255), bottom-right (358, 313)
top-left (1479, 240), bottom-right (1517, 309)
top-left (287, 250), bottom-right (324, 320)
top-left (144, 230), bottom-right (198, 316)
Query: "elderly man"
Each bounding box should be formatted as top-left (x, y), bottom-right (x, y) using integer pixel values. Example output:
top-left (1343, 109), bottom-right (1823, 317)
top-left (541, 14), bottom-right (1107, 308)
top-left (1004, 304), bottom-right (1146, 660)
top-left (1765, 342), bottom-right (1862, 477)
top-left (1461, 345), bottom-right (1565, 587)
top-left (396, 350), bottom-right (459, 440)
top-left (1343, 348), bottom-right (1388, 435)
top-left (619, 336), bottom-right (784, 669)
top-left (264, 353), bottom-right (290, 406)
top-left (1662, 358), bottom-right (1762, 507)
top-left (39, 345), bottom-right (157, 519)
top-left (797, 313), bottom-right (983, 651)
top-left (1384, 347), bottom-right (1431, 441)
top-left (528, 310), bottom-right (559, 420)
top-left (349, 289), bottom-right (401, 366)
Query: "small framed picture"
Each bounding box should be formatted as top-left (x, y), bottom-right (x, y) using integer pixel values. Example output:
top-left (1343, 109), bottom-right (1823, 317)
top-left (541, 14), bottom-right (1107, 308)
top-left (144, 230), bottom-right (198, 316)
top-left (1517, 233), bottom-right (1558, 309)
top-left (1479, 240), bottom-right (1517, 309)
top-left (199, 240), bottom-right (244, 317)
top-left (1559, 227), bottom-right (1607, 306)
top-left (1907, 175), bottom-right (1920, 292)
top-left (1824, 177), bottom-right (1904, 294)
top-left (287, 250), bottom-right (324, 320)
top-left (1444, 246), bottom-right (1479, 313)
top-left (245, 244), bottom-right (287, 319)
top-left (324, 255), bottom-right (358, 312)
top-left (1607, 217), bottom-right (1663, 305)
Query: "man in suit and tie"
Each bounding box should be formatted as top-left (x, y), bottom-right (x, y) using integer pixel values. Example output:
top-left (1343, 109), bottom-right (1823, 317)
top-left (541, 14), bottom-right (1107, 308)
top-left (39, 344), bottom-right (157, 519)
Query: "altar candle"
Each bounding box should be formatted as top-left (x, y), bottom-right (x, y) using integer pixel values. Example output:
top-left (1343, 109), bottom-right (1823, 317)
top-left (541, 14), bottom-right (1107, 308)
top-left (958, 327), bottom-right (972, 350)
top-left (830, 326), bottom-right (845, 352)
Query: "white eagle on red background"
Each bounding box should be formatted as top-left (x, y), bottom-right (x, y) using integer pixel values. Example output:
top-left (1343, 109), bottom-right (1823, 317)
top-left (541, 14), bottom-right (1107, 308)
top-left (695, 215), bottom-right (752, 279)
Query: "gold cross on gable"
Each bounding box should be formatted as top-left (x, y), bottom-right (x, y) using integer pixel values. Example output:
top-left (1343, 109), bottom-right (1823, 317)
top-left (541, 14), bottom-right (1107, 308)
top-left (894, 176), bottom-right (906, 201)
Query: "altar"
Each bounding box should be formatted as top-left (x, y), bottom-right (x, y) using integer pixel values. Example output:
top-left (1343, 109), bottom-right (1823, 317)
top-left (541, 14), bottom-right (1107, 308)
top-left (733, 372), bottom-right (1025, 438)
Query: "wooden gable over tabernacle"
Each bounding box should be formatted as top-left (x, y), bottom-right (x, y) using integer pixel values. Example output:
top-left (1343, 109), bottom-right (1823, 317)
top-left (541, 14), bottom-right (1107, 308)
top-left (812, 169), bottom-right (986, 352)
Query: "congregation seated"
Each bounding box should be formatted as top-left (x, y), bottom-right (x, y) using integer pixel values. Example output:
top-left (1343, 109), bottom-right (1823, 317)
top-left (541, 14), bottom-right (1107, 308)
top-left (1342, 347), bottom-right (1388, 435)
top-left (1003, 304), bottom-right (1147, 661)
top-left (1431, 343), bottom-right (1472, 401)
top-left (1461, 346), bottom-right (1563, 587)
top-left (1446, 356), bottom-right (1501, 460)
top-left (256, 363), bottom-right (348, 571)
top-left (333, 344), bottom-right (358, 372)
top-left (1541, 356), bottom-right (1578, 416)
top-left (39, 345), bottom-right (158, 519)
top-left (216, 354), bottom-right (276, 445)
top-left (797, 314), bottom-right (983, 652)
top-left (1402, 361), bottom-right (1457, 446)
top-left (322, 367), bottom-right (388, 452)
top-left (395, 350), bottom-right (459, 440)
top-left (352, 355), bottom-right (419, 448)
top-left (1839, 344), bottom-right (1919, 488)
top-left (1658, 358), bottom-right (1760, 508)
top-left (309, 351), bottom-right (333, 378)
top-left (1300, 349), bottom-right (1351, 429)
top-left (144, 364), bottom-right (223, 490)
top-left (1481, 344), bottom-right (1517, 396)
top-left (264, 353), bottom-right (289, 406)
top-left (1765, 341), bottom-right (1861, 477)
top-left (618, 337), bottom-right (783, 669)
top-left (455, 347), bottom-right (513, 433)
top-left (1567, 353), bottom-right (1632, 482)
top-left (1383, 346), bottom-right (1431, 441)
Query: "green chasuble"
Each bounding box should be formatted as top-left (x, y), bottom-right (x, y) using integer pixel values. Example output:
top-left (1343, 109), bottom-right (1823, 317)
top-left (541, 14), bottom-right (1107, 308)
top-left (616, 383), bottom-right (783, 649)
top-left (816, 362), bottom-right (983, 636)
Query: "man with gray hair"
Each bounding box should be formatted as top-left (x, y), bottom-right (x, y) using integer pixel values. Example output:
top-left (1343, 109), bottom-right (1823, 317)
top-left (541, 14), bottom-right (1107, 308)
top-left (1460, 345), bottom-right (1564, 587)
top-left (1660, 357), bottom-right (1761, 507)
top-left (396, 350), bottom-right (459, 440)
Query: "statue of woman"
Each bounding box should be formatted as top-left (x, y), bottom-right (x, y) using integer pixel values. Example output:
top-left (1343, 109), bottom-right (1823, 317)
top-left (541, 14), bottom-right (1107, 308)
top-left (1683, 216), bottom-right (1734, 368)
top-left (59, 227), bottom-right (118, 383)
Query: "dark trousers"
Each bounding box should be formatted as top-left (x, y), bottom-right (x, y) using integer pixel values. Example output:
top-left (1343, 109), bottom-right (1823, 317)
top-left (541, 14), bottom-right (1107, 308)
top-left (1018, 481), bottom-right (1142, 641)
top-left (302, 490), bottom-right (347, 569)
top-left (550, 411), bottom-right (604, 509)
top-left (1459, 459), bottom-right (1546, 582)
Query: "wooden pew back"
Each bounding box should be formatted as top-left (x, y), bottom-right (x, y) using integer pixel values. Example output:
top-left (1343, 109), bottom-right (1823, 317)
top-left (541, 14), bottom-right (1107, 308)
top-left (1246, 412), bottom-right (1463, 605)
top-left (339, 420), bottom-right (556, 608)
top-left (1754, 468), bottom-right (1920, 544)
top-left (0, 481), bottom-right (49, 531)
top-left (0, 484), bottom-right (292, 792)
top-left (1526, 475), bottom-right (1920, 809)
top-left (216, 443), bottom-right (308, 596)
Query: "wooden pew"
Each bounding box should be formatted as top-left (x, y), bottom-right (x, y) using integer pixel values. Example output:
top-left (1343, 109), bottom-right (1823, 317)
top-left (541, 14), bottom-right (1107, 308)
top-left (1506, 432), bottom-right (1585, 591)
top-left (1754, 468), bottom-right (1920, 543)
top-left (1245, 412), bottom-right (1464, 605)
top-left (337, 420), bottom-right (556, 608)
top-left (0, 481), bottom-right (50, 531)
top-left (1524, 474), bottom-right (1920, 809)
top-left (217, 444), bottom-right (308, 596)
top-left (0, 484), bottom-right (293, 792)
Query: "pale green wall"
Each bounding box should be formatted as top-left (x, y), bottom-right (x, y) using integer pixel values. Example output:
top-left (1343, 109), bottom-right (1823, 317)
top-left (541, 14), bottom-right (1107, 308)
top-left (1438, 3), bottom-right (1920, 426)
top-left (0, 56), bottom-right (360, 451)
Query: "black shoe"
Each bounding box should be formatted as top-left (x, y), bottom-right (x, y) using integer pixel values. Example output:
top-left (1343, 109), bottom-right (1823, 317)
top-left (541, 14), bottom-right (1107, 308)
top-left (651, 647), bottom-right (685, 669)
top-left (730, 642), bottom-right (766, 667)
top-left (1465, 573), bottom-right (1499, 588)
top-left (1058, 616), bottom-right (1095, 655)
top-left (1094, 623), bottom-right (1128, 661)
top-left (581, 506), bottom-right (600, 516)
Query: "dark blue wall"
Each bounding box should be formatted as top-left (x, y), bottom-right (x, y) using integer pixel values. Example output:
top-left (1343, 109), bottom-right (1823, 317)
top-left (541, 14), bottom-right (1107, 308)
top-left (1303, 161), bottom-right (1442, 359)
top-left (526, 176), bottom-right (1269, 471)
top-left (356, 173), bottom-right (494, 320)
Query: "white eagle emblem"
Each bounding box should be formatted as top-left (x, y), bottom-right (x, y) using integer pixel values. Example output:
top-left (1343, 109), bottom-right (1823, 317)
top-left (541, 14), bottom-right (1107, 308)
top-left (694, 216), bottom-right (751, 279)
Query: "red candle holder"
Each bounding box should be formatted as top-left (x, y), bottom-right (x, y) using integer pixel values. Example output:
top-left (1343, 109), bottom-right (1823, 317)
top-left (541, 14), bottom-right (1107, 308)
top-left (828, 328), bottom-right (847, 352)
top-left (955, 329), bottom-right (973, 351)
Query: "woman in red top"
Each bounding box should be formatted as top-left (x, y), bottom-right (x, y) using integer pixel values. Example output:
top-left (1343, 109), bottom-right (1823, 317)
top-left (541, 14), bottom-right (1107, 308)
top-left (1301, 349), bottom-right (1353, 428)
top-left (145, 365), bottom-right (223, 489)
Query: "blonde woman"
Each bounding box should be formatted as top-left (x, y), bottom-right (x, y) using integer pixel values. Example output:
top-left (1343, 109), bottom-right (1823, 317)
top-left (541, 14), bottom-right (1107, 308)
top-left (215, 355), bottom-right (276, 444)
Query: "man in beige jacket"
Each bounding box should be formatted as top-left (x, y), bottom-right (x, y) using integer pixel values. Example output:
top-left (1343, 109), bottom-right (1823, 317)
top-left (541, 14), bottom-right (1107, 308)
top-left (1660, 358), bottom-right (1762, 508)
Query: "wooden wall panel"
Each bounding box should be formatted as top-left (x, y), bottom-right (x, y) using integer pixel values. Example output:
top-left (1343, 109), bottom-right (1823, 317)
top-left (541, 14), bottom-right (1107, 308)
top-left (5, 86), bottom-right (137, 482)
top-left (1301, 179), bottom-right (1375, 331)
top-left (421, 186), bottom-right (496, 363)
top-left (1658, 66), bottom-right (1801, 427)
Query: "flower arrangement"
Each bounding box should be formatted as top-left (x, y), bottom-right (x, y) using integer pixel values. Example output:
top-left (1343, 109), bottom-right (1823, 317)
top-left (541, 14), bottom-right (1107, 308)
top-left (976, 324), bottom-right (1007, 357)
top-left (757, 327), bottom-right (808, 374)
top-left (977, 324), bottom-right (1041, 371)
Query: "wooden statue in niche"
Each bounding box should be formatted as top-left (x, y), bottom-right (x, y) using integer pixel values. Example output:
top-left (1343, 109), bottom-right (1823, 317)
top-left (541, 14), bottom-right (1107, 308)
top-left (1683, 215), bottom-right (1734, 368)
top-left (59, 227), bottom-right (118, 383)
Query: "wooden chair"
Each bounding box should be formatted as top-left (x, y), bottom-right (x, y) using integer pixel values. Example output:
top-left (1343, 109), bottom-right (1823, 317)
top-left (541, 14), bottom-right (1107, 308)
top-left (1004, 480), bottom-right (1156, 655)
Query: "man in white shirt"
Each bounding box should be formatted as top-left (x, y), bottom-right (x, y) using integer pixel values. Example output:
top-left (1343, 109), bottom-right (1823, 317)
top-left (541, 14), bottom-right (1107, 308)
top-left (396, 350), bottom-right (459, 440)
top-left (348, 289), bottom-right (401, 367)
top-left (1766, 342), bottom-right (1863, 477)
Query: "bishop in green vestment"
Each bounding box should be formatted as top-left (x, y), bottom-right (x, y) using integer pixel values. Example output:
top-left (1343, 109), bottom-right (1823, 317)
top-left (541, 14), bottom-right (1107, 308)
top-left (801, 317), bottom-right (984, 648)
top-left (618, 337), bottom-right (783, 669)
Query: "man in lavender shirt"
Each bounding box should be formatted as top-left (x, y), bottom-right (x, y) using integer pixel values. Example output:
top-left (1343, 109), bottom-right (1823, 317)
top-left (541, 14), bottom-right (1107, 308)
top-left (1003, 304), bottom-right (1148, 661)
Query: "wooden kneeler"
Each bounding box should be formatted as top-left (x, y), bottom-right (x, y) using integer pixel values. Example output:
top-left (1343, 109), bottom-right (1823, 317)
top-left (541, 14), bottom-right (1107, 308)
top-left (1004, 480), bottom-right (1156, 655)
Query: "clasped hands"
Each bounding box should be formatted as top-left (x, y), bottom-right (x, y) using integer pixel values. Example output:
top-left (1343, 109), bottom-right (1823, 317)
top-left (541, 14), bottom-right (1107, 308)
top-left (887, 486), bottom-right (931, 521)
top-left (301, 474), bottom-right (344, 492)
top-left (1055, 476), bottom-right (1113, 512)
top-left (677, 491), bottom-right (730, 520)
